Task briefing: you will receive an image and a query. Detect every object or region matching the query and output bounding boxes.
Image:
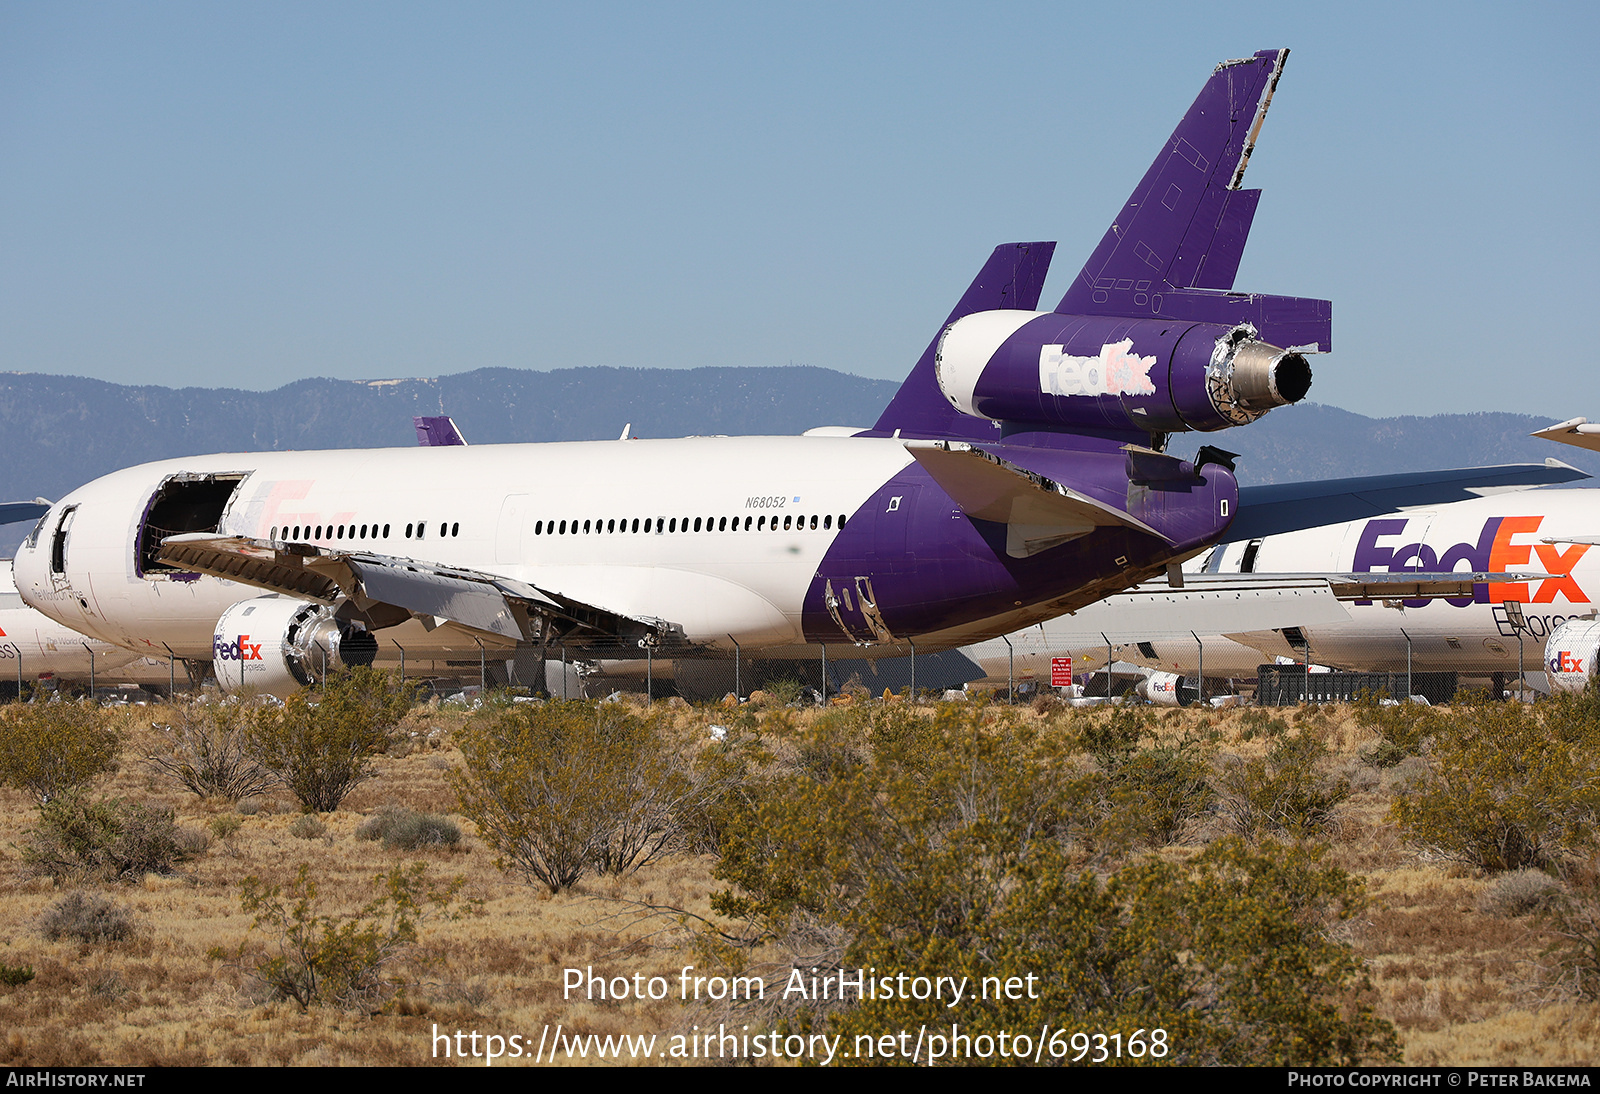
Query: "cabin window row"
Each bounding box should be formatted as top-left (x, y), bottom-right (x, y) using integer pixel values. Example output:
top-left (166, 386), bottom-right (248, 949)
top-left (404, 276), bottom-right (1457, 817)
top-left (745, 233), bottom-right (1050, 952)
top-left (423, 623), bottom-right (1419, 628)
top-left (533, 513), bottom-right (848, 536)
top-left (269, 521), bottom-right (462, 542)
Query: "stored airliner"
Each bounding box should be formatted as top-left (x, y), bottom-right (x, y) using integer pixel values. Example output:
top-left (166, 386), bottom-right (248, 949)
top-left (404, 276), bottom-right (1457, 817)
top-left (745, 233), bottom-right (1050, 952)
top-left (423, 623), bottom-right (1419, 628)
top-left (15, 50), bottom-right (1336, 696)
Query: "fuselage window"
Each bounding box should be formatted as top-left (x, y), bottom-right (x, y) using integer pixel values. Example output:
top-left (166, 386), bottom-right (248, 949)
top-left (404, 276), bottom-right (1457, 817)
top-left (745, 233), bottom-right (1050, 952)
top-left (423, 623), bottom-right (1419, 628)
top-left (416, 521), bottom-right (425, 539)
top-left (839, 514), bottom-right (847, 527)
top-left (809, 515), bottom-right (817, 530)
top-left (628, 518), bottom-right (636, 533)
top-left (315, 525), bottom-right (323, 539)
top-left (451, 522), bottom-right (459, 537)
top-left (558, 520), bottom-right (567, 534)
top-left (691, 517), bottom-right (700, 533)
top-left (824, 515), bottom-right (832, 530)
top-left (717, 516), bottom-right (725, 531)
top-left (669, 518), bottom-right (677, 533)
top-left (606, 519), bottom-right (613, 534)
top-left (383, 524), bottom-right (390, 538)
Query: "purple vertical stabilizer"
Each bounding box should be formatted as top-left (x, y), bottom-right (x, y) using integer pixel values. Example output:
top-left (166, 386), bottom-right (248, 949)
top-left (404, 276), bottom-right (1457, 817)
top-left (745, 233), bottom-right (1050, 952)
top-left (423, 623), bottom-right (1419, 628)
top-left (414, 416), bottom-right (468, 446)
top-left (1055, 49), bottom-right (1330, 352)
top-left (870, 241), bottom-right (1055, 441)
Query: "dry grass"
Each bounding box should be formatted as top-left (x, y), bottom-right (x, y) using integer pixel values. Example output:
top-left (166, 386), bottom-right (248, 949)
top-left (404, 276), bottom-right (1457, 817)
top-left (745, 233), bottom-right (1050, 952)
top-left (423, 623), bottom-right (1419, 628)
top-left (1, 696), bottom-right (1598, 1066)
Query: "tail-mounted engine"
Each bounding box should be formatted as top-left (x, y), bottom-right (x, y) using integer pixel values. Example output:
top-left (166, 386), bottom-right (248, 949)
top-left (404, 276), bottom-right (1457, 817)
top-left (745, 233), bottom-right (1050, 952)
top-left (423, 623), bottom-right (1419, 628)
top-left (935, 311), bottom-right (1310, 434)
top-left (212, 595), bottom-right (378, 697)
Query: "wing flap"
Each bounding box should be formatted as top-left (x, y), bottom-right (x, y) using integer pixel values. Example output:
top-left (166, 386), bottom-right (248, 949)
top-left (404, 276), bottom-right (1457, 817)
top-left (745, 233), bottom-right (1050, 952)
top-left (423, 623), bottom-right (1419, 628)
top-left (155, 533), bottom-right (678, 648)
top-left (1179, 569), bottom-right (1554, 602)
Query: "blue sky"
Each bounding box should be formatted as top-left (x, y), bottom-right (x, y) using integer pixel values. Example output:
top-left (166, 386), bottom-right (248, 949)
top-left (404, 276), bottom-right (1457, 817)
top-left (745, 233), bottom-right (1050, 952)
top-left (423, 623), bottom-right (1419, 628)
top-left (2, 2), bottom-right (1595, 418)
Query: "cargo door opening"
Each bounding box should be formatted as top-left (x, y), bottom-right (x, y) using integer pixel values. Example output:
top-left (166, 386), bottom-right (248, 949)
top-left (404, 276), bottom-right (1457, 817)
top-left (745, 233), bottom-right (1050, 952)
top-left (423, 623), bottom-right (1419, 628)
top-left (138, 473), bottom-right (248, 576)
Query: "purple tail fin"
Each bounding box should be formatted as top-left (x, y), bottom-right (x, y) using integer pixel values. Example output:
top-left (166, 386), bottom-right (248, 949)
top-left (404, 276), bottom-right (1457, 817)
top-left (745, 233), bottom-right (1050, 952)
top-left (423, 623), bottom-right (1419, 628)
top-left (414, 416), bottom-right (468, 446)
top-left (870, 241), bottom-right (1055, 439)
top-left (1056, 49), bottom-right (1330, 352)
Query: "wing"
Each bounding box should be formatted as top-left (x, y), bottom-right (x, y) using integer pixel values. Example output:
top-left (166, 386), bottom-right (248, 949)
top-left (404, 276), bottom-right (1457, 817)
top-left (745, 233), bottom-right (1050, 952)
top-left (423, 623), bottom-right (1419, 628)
top-left (1533, 417), bottom-right (1600, 454)
top-left (1228, 462), bottom-right (1590, 541)
top-left (155, 533), bottom-right (683, 651)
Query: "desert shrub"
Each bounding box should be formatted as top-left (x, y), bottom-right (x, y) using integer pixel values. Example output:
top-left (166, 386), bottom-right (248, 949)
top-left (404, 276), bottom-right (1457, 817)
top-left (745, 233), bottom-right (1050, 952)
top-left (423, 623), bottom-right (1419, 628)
top-left (1063, 702), bottom-right (1154, 770)
top-left (37, 891), bottom-right (135, 943)
top-left (245, 667), bottom-right (416, 813)
top-left (712, 704), bottom-right (1064, 947)
top-left (713, 709), bottom-right (1397, 1066)
top-left (1216, 731), bottom-right (1350, 839)
top-left (289, 815), bottom-right (327, 840)
top-left (1354, 694), bottom-right (1446, 768)
top-left (1392, 696), bottom-right (1600, 871)
top-left (763, 677), bottom-right (806, 707)
top-left (452, 700), bottom-right (722, 893)
top-left (355, 806), bottom-right (461, 851)
top-left (209, 814), bottom-right (244, 842)
top-left (1093, 746), bottom-right (1217, 851)
top-left (825, 838), bottom-right (1399, 1066)
top-left (1479, 868), bottom-right (1566, 917)
top-left (215, 861), bottom-right (467, 1011)
top-left (0, 700), bottom-right (120, 803)
top-left (1237, 708), bottom-right (1290, 742)
top-left (22, 792), bottom-right (203, 881)
top-left (148, 697), bottom-right (278, 802)
top-left (0, 964), bottom-right (34, 987)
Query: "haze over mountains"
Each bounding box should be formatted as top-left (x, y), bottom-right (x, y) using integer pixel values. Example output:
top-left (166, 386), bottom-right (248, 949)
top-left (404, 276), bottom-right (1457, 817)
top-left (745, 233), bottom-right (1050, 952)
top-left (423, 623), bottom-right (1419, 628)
top-left (2, 365), bottom-right (1593, 555)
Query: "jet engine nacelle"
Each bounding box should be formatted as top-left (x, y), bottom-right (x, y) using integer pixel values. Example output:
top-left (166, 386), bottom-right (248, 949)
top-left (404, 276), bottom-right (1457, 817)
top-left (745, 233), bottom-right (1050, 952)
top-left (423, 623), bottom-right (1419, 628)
top-left (935, 311), bottom-right (1311, 434)
top-left (212, 596), bottom-right (378, 698)
top-left (1544, 619), bottom-right (1600, 694)
top-left (1137, 670), bottom-right (1195, 706)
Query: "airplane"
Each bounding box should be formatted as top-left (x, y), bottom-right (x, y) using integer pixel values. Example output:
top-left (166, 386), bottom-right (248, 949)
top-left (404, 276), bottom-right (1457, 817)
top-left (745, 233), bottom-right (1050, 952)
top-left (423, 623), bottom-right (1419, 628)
top-left (964, 430), bottom-right (1600, 700)
top-left (14, 50), bottom-right (1338, 697)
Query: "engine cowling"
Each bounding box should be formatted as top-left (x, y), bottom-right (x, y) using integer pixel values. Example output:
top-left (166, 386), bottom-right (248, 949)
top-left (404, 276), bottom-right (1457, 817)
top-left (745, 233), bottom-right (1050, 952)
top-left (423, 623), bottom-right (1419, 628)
top-left (1137, 671), bottom-right (1196, 706)
top-left (935, 311), bottom-right (1311, 434)
top-left (1545, 619), bottom-right (1600, 694)
top-left (212, 596), bottom-right (378, 697)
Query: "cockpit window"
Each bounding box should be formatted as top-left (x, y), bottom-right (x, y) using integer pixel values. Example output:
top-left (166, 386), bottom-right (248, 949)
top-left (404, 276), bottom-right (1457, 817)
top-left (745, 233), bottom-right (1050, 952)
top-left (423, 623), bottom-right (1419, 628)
top-left (23, 512), bottom-right (49, 551)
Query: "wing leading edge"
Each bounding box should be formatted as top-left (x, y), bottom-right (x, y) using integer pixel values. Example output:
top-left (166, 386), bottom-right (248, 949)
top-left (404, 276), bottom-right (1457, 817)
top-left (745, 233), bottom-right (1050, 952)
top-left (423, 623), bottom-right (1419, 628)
top-left (155, 534), bottom-right (680, 650)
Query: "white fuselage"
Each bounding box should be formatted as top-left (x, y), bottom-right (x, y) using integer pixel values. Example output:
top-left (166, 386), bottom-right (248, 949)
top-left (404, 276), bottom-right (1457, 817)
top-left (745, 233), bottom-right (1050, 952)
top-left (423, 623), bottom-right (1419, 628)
top-left (14, 435), bottom-right (916, 661)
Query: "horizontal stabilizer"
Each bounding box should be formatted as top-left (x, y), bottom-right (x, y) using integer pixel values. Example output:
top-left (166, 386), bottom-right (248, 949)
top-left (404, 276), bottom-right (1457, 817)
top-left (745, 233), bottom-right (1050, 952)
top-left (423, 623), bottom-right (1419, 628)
top-left (906, 439), bottom-right (1167, 557)
top-left (1228, 462), bottom-right (1590, 542)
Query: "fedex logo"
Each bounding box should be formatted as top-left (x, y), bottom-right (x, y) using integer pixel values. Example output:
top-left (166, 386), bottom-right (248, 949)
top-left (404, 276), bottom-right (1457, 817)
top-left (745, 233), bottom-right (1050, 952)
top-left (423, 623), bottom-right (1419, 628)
top-left (1351, 516), bottom-right (1590, 608)
top-left (214, 633), bottom-right (263, 661)
top-left (1550, 650), bottom-right (1585, 674)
